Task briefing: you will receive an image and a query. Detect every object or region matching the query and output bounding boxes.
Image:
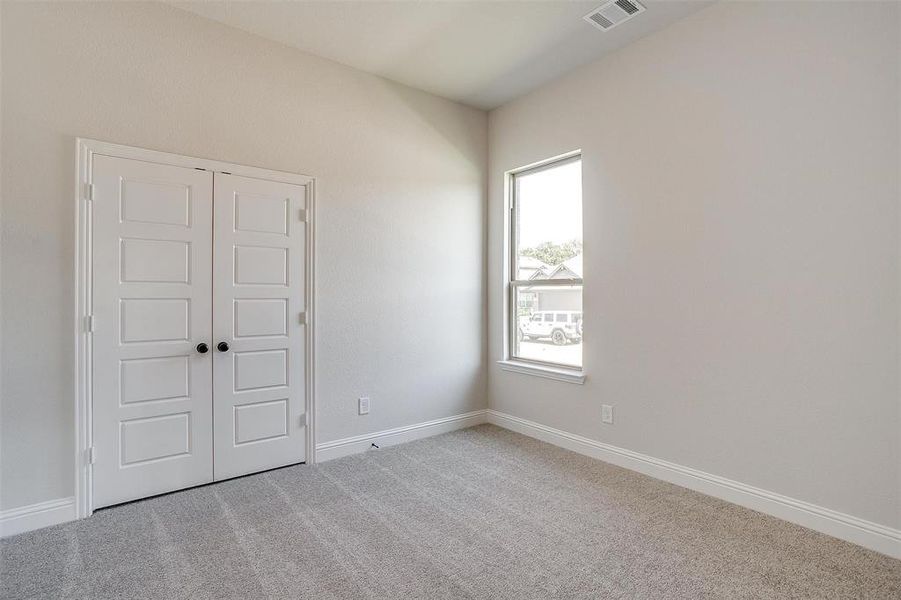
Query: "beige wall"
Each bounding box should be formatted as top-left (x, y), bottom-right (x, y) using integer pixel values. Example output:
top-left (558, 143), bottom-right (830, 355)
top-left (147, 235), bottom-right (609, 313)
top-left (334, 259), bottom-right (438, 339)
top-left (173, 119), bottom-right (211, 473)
top-left (0, 1), bottom-right (487, 510)
top-left (489, 1), bottom-right (900, 528)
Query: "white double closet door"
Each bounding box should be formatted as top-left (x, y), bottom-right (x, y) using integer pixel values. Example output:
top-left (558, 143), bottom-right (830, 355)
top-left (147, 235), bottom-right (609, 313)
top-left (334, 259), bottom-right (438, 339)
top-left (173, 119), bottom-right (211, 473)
top-left (91, 154), bottom-right (308, 509)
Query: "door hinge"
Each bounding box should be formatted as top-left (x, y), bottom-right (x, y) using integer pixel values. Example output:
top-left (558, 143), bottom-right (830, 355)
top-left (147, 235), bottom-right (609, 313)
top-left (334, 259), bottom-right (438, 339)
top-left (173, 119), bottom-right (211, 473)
top-left (509, 195), bottom-right (515, 210)
top-left (85, 315), bottom-right (95, 333)
top-left (84, 183), bottom-right (94, 202)
top-left (298, 209), bottom-right (308, 223)
top-left (88, 446), bottom-right (96, 465)
top-left (298, 312), bottom-right (306, 325)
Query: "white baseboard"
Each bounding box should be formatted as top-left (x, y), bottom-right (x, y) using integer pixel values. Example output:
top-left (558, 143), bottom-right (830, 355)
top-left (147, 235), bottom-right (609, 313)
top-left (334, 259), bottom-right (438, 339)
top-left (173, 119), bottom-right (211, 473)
top-left (0, 497), bottom-right (76, 538)
top-left (6, 412), bottom-right (897, 560)
top-left (1, 411), bottom-right (488, 537)
top-left (316, 409), bottom-right (489, 462)
top-left (487, 410), bottom-right (901, 559)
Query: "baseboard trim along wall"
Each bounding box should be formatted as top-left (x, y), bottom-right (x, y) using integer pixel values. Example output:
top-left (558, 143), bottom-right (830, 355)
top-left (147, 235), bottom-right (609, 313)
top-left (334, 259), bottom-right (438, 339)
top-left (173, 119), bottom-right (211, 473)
top-left (1, 411), bottom-right (491, 538)
top-left (5, 411), bottom-right (899, 559)
top-left (486, 409), bottom-right (901, 559)
top-left (0, 497), bottom-right (76, 538)
top-left (315, 409), bottom-right (490, 462)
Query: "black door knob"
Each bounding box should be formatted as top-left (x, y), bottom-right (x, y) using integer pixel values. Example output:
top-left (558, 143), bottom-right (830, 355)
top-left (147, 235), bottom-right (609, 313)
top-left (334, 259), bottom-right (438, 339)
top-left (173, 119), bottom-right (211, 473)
top-left (196, 343), bottom-right (209, 354)
top-left (217, 341), bottom-right (230, 352)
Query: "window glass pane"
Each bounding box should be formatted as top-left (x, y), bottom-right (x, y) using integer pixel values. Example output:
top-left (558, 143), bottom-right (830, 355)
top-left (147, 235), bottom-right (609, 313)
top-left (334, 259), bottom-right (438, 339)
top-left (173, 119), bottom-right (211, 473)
top-left (514, 159), bottom-right (582, 281)
top-left (512, 285), bottom-right (582, 368)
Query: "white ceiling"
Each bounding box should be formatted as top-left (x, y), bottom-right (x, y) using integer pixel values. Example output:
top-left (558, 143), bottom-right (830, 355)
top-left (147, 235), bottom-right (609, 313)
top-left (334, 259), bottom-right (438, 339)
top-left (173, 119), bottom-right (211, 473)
top-left (172, 0), bottom-right (713, 110)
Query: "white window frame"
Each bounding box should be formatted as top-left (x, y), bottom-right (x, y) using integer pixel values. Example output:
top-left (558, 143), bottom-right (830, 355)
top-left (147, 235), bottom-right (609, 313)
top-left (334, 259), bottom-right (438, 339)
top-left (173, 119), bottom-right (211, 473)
top-left (497, 151), bottom-right (585, 384)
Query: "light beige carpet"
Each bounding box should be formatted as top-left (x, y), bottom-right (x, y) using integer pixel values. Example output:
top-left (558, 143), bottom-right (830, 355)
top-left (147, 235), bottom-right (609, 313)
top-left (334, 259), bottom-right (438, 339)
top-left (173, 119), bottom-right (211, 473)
top-left (2, 424), bottom-right (899, 599)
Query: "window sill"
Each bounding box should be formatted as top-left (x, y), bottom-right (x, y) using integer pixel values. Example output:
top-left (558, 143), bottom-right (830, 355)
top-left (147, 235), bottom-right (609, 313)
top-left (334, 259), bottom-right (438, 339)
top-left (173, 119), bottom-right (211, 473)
top-left (496, 360), bottom-right (585, 385)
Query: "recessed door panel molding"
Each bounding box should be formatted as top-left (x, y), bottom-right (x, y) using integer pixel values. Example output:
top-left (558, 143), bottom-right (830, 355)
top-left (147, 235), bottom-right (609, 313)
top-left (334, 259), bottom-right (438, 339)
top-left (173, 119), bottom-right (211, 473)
top-left (234, 399), bottom-right (289, 446)
top-left (119, 298), bottom-right (191, 343)
top-left (120, 238), bottom-right (191, 284)
top-left (119, 355), bottom-right (190, 405)
top-left (233, 298), bottom-right (288, 339)
top-left (119, 412), bottom-right (192, 466)
top-left (91, 154), bottom-right (214, 509)
top-left (120, 179), bottom-right (191, 227)
top-left (234, 193), bottom-right (289, 235)
top-left (234, 245), bottom-right (289, 286)
top-left (233, 349), bottom-right (288, 392)
top-left (77, 139), bottom-right (315, 520)
top-left (213, 173), bottom-right (308, 480)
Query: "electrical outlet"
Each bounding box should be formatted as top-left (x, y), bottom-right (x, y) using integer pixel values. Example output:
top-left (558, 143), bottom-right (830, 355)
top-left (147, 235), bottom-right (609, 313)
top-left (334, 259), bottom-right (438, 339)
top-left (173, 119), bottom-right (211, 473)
top-left (358, 396), bottom-right (370, 415)
top-left (601, 404), bottom-right (613, 424)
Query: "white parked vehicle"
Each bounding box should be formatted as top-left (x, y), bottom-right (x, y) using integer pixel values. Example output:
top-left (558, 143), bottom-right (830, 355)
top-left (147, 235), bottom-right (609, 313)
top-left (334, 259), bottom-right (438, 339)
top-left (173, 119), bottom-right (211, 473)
top-left (519, 311), bottom-right (582, 345)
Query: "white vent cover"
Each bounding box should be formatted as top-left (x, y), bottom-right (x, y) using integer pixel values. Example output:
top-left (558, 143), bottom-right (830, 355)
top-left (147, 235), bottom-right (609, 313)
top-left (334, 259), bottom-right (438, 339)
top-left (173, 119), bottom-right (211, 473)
top-left (584, 0), bottom-right (645, 31)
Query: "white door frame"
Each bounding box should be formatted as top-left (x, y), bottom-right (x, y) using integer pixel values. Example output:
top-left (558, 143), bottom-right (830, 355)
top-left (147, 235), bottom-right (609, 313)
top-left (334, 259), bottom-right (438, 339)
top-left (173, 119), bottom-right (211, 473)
top-left (74, 138), bottom-right (317, 519)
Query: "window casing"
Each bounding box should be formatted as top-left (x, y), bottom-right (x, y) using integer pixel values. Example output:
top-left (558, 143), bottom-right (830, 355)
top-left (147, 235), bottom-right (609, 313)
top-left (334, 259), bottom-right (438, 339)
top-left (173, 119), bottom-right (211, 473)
top-left (507, 154), bottom-right (583, 373)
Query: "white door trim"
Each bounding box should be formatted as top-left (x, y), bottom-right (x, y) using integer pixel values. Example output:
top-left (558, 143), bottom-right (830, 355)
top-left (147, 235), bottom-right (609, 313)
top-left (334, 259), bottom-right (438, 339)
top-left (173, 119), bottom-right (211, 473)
top-left (74, 138), bottom-right (317, 520)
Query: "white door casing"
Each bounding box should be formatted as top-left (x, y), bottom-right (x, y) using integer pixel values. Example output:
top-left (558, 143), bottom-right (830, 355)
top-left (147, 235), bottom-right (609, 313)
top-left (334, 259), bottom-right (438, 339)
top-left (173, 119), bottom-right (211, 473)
top-left (91, 155), bottom-right (214, 509)
top-left (212, 173), bottom-right (308, 480)
top-left (78, 139), bottom-right (315, 518)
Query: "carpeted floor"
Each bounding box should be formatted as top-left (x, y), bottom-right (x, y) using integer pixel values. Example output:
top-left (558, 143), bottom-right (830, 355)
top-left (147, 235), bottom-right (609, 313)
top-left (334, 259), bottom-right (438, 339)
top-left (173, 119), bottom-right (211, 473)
top-left (2, 424), bottom-right (899, 599)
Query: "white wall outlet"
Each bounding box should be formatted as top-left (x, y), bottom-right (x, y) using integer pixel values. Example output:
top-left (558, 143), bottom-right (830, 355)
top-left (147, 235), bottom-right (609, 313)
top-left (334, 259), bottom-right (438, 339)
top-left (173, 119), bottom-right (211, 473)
top-left (358, 396), bottom-right (370, 415)
top-left (601, 404), bottom-right (614, 424)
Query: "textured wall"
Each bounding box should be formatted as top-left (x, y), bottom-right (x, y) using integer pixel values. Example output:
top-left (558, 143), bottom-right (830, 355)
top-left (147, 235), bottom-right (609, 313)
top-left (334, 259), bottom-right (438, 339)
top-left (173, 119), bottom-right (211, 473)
top-left (0, 1), bottom-right (487, 510)
top-left (488, 1), bottom-right (900, 528)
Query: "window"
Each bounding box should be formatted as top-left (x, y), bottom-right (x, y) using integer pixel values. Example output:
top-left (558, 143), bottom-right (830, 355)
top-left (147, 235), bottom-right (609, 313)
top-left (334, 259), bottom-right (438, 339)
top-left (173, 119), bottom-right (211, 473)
top-left (508, 154), bottom-right (582, 372)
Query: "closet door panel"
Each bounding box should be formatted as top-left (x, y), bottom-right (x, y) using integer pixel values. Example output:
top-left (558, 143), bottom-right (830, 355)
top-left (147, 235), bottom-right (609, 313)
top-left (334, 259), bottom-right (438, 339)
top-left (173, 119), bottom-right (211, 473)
top-left (212, 173), bottom-right (307, 480)
top-left (92, 155), bottom-right (214, 509)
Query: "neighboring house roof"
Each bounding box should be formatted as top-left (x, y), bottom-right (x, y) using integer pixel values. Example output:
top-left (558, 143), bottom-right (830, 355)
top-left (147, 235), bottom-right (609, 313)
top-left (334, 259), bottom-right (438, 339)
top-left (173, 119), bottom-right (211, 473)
top-left (520, 253), bottom-right (583, 294)
top-left (517, 255), bottom-right (551, 280)
top-left (528, 267), bottom-right (550, 280)
top-left (545, 253), bottom-right (582, 279)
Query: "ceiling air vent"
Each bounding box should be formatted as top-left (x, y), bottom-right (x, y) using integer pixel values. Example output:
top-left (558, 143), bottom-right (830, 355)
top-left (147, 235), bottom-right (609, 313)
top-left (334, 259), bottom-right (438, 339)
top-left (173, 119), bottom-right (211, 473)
top-left (584, 0), bottom-right (645, 31)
